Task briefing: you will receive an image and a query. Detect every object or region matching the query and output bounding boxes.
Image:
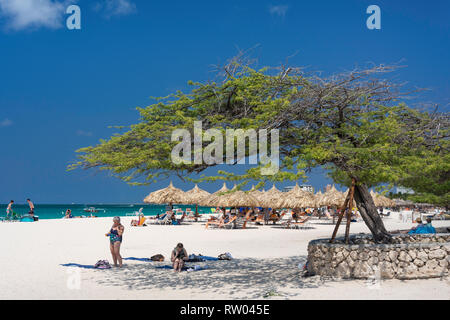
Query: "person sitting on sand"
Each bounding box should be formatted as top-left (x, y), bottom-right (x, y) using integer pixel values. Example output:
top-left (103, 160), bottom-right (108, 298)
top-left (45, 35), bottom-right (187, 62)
top-left (425, 217), bottom-right (436, 234)
top-left (171, 243), bottom-right (188, 272)
top-left (105, 217), bottom-right (124, 267)
top-left (408, 218), bottom-right (427, 234)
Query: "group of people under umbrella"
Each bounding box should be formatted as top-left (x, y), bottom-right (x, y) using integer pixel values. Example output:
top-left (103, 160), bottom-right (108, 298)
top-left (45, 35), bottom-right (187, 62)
top-left (142, 182), bottom-right (396, 227)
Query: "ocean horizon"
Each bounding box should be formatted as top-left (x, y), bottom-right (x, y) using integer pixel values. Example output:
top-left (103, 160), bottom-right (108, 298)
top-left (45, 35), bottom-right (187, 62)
top-left (0, 203), bottom-right (215, 220)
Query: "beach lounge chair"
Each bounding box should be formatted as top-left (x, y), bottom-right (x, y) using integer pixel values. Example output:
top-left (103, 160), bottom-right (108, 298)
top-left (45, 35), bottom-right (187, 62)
top-left (280, 217), bottom-right (294, 228)
top-left (205, 216), bottom-right (237, 229)
top-left (269, 212), bottom-right (286, 224)
top-left (185, 211), bottom-right (202, 222)
top-left (156, 213), bottom-right (172, 225)
top-left (233, 216), bottom-right (248, 229)
top-left (146, 213), bottom-right (170, 225)
top-left (253, 213), bottom-right (264, 225)
top-left (220, 216), bottom-right (237, 229)
top-left (289, 217), bottom-right (311, 229)
top-left (234, 212), bottom-right (252, 229)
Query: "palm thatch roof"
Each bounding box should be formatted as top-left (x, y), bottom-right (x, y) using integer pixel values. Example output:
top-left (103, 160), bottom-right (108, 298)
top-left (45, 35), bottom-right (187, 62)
top-left (247, 185), bottom-right (265, 206)
top-left (143, 182), bottom-right (188, 204)
top-left (314, 190), bottom-right (323, 208)
top-left (280, 183), bottom-right (316, 208)
top-left (221, 188), bottom-right (261, 207)
top-left (319, 185), bottom-right (347, 207)
top-left (393, 198), bottom-right (414, 207)
top-left (197, 182), bottom-right (229, 207)
top-left (370, 191), bottom-right (395, 207)
top-left (261, 185), bottom-right (284, 208)
top-left (184, 184), bottom-right (211, 205)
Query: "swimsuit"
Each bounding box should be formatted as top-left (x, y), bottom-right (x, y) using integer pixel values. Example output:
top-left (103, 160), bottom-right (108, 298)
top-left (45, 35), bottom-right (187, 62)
top-left (173, 249), bottom-right (186, 260)
top-left (109, 227), bottom-right (122, 243)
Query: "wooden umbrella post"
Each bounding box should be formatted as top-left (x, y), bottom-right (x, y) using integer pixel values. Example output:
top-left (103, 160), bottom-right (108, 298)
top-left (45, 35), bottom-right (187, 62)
top-left (330, 194), bottom-right (350, 243)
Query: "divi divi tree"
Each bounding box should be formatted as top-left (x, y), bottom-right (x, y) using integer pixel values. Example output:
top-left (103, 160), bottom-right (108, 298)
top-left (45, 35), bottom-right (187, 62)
top-left (71, 55), bottom-right (449, 243)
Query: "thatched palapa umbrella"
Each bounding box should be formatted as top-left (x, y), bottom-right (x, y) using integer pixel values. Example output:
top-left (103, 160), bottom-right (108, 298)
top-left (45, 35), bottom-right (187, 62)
top-left (247, 185), bottom-right (265, 207)
top-left (370, 191), bottom-right (395, 207)
top-left (224, 188), bottom-right (260, 208)
top-left (184, 184), bottom-right (211, 217)
top-left (314, 190), bottom-right (323, 208)
top-left (281, 183), bottom-right (316, 209)
top-left (261, 185), bottom-right (284, 208)
top-left (198, 182), bottom-right (229, 207)
top-left (319, 185), bottom-right (346, 207)
top-left (143, 182), bottom-right (188, 208)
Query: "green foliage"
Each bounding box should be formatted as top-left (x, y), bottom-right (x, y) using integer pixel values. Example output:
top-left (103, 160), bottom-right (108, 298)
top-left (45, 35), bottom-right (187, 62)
top-left (69, 60), bottom-right (449, 202)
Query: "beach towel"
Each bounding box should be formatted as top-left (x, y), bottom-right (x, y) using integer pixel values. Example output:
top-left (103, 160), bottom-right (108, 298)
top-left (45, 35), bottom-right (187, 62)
top-left (61, 263), bottom-right (96, 269)
top-left (61, 260), bottom-right (112, 269)
top-left (189, 254), bottom-right (219, 261)
top-left (155, 265), bottom-right (208, 272)
top-left (123, 257), bottom-right (152, 262)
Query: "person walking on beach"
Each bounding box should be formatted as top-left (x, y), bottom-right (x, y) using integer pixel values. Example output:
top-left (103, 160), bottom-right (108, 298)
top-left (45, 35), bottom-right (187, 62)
top-left (6, 200), bottom-right (14, 218)
top-left (171, 243), bottom-right (188, 272)
top-left (106, 217), bottom-right (124, 267)
top-left (27, 199), bottom-right (35, 217)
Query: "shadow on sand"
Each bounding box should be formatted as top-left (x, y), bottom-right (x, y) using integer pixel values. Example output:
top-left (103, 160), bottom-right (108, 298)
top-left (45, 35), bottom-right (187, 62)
top-left (90, 256), bottom-right (338, 299)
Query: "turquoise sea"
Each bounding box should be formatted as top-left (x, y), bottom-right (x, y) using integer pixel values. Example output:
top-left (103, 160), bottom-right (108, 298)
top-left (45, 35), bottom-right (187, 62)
top-left (0, 204), bottom-right (215, 220)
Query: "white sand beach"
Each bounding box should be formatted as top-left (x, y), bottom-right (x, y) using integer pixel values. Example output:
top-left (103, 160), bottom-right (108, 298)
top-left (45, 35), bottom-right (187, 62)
top-left (0, 216), bottom-right (449, 300)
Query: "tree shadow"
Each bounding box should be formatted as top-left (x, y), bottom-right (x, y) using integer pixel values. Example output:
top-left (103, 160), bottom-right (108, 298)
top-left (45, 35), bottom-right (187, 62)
top-left (88, 256), bottom-right (334, 299)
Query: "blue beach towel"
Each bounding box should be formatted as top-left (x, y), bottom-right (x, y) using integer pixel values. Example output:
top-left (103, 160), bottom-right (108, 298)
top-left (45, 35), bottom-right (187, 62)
top-left (155, 265), bottom-right (208, 272)
top-left (61, 263), bottom-right (96, 269)
top-left (123, 257), bottom-right (152, 262)
top-left (197, 255), bottom-right (219, 261)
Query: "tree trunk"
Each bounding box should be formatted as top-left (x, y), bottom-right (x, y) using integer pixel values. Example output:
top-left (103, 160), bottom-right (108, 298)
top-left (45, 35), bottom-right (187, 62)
top-left (353, 183), bottom-right (392, 243)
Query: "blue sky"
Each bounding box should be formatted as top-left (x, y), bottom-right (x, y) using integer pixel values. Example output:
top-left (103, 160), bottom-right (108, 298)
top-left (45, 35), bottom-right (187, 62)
top-left (0, 0), bottom-right (448, 204)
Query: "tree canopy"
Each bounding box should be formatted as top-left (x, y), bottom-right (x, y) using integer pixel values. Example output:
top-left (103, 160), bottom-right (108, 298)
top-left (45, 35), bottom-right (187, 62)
top-left (70, 56), bottom-right (449, 194)
top-left (70, 55), bottom-right (449, 241)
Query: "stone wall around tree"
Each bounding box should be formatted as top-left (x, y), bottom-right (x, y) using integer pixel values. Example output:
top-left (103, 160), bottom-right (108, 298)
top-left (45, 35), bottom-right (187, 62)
top-left (307, 234), bottom-right (450, 279)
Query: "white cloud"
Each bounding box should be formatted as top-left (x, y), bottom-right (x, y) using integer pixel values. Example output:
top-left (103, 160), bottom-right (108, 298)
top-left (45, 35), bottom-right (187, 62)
top-left (76, 130), bottom-right (93, 137)
top-left (0, 0), bottom-right (74, 31)
top-left (268, 5), bottom-right (289, 18)
top-left (0, 118), bottom-right (13, 127)
top-left (93, 0), bottom-right (136, 18)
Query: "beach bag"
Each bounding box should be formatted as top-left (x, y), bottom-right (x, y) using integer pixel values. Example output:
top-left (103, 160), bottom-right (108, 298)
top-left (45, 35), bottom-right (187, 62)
top-left (187, 254), bottom-right (205, 262)
top-left (151, 254), bottom-right (165, 262)
top-left (218, 252), bottom-right (233, 260)
top-left (94, 260), bottom-right (111, 269)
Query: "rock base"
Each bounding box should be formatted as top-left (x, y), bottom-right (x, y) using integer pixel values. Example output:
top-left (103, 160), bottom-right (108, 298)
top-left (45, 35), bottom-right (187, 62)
top-left (307, 234), bottom-right (450, 279)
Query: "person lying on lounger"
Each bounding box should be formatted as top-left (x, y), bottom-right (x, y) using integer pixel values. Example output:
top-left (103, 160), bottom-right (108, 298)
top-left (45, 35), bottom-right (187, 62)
top-left (171, 243), bottom-right (188, 272)
top-left (205, 212), bottom-right (231, 228)
top-left (130, 213), bottom-right (146, 226)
